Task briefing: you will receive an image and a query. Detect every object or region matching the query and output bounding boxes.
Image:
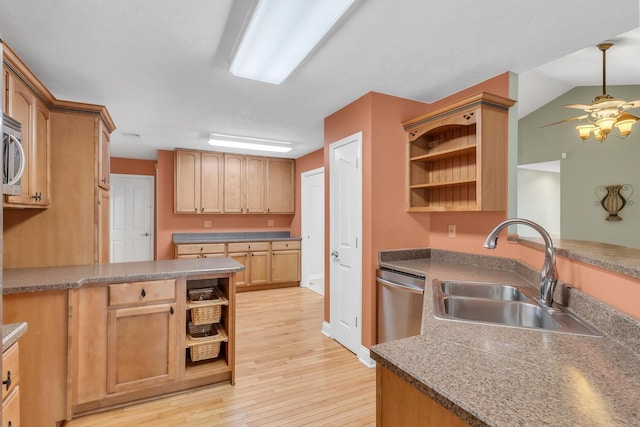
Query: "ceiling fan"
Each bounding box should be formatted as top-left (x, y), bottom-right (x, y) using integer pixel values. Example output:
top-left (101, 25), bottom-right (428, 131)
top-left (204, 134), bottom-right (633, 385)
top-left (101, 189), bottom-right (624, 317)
top-left (544, 42), bottom-right (640, 142)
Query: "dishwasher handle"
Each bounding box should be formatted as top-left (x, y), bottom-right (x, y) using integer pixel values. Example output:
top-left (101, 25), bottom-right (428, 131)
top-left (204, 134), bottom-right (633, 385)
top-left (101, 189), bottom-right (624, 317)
top-left (376, 277), bottom-right (424, 294)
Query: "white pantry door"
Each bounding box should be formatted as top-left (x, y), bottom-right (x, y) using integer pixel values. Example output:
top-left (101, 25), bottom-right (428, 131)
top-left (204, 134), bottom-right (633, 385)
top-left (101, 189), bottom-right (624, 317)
top-left (301, 167), bottom-right (325, 295)
top-left (110, 174), bottom-right (154, 262)
top-left (329, 132), bottom-right (362, 355)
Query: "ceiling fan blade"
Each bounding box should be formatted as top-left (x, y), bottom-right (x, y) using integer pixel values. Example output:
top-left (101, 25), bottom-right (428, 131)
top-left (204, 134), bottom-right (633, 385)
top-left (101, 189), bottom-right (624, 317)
top-left (563, 103), bottom-right (594, 110)
top-left (623, 99), bottom-right (640, 109)
top-left (540, 115), bottom-right (589, 128)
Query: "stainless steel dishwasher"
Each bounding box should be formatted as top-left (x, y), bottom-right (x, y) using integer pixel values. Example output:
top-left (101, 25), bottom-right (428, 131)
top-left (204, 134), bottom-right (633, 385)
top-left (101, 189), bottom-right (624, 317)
top-left (376, 268), bottom-right (426, 343)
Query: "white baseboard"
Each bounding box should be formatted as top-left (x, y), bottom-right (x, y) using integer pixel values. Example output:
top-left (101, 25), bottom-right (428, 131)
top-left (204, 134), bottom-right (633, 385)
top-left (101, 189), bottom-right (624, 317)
top-left (321, 321), bottom-right (331, 338)
top-left (322, 322), bottom-right (375, 368)
top-left (358, 345), bottom-right (376, 368)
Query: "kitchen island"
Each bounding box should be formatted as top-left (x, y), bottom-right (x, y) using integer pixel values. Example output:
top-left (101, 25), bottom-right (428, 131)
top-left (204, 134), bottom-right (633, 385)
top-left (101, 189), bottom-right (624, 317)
top-left (371, 249), bottom-right (640, 426)
top-left (3, 257), bottom-right (244, 426)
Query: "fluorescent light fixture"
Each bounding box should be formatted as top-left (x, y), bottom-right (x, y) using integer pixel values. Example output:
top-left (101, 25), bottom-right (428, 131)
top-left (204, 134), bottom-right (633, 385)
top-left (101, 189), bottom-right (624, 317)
top-left (208, 133), bottom-right (293, 153)
top-left (230, 0), bottom-right (355, 84)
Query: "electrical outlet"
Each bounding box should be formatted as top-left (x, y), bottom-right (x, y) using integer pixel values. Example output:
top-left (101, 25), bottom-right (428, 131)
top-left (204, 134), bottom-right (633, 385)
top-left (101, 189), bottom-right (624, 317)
top-left (204, 220), bottom-right (212, 228)
top-left (448, 225), bottom-right (456, 238)
top-left (267, 220), bottom-right (274, 227)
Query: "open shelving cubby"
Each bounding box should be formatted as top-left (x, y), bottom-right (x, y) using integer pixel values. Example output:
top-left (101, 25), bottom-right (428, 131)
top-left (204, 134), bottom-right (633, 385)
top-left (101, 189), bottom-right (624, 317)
top-left (404, 92), bottom-right (515, 212)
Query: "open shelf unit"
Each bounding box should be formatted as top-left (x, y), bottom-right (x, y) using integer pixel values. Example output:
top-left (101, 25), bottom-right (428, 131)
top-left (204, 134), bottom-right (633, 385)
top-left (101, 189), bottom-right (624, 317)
top-left (404, 92), bottom-right (515, 212)
top-left (184, 276), bottom-right (234, 381)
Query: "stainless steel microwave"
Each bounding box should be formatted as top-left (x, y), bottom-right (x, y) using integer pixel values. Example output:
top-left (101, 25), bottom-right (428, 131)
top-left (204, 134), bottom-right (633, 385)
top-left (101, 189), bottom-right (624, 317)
top-left (3, 113), bottom-right (25, 195)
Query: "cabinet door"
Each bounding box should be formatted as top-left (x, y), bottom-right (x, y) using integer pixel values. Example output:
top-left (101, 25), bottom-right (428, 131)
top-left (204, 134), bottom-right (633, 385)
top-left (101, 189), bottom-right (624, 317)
top-left (200, 151), bottom-right (224, 213)
top-left (266, 158), bottom-right (295, 213)
top-left (32, 99), bottom-right (50, 206)
top-left (228, 252), bottom-right (248, 287)
top-left (98, 120), bottom-right (111, 190)
top-left (223, 154), bottom-right (244, 213)
top-left (97, 188), bottom-right (110, 263)
top-left (271, 249), bottom-right (301, 283)
top-left (175, 150), bottom-right (201, 213)
top-left (245, 156), bottom-right (265, 213)
top-left (249, 251), bottom-right (269, 286)
top-left (107, 303), bottom-right (178, 394)
top-left (5, 71), bottom-right (34, 205)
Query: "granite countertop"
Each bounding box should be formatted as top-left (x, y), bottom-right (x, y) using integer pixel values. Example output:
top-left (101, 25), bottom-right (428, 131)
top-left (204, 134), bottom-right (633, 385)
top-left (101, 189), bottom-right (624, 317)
top-left (2, 322), bottom-right (27, 352)
top-left (173, 231), bottom-right (301, 244)
top-left (372, 249), bottom-right (640, 427)
top-left (3, 257), bottom-right (244, 294)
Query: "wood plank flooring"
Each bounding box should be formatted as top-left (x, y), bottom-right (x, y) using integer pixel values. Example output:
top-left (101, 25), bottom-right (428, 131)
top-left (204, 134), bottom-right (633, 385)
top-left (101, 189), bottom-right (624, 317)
top-left (65, 287), bottom-right (376, 426)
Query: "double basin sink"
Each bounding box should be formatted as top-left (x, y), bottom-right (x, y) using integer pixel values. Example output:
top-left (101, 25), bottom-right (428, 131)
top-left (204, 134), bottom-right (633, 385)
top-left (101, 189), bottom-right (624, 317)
top-left (432, 280), bottom-right (601, 336)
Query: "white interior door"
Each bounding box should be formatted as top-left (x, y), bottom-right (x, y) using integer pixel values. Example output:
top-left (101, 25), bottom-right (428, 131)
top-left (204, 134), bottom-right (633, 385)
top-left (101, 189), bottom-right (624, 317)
top-left (110, 174), bottom-right (154, 262)
top-left (301, 167), bottom-right (325, 296)
top-left (329, 132), bottom-right (362, 356)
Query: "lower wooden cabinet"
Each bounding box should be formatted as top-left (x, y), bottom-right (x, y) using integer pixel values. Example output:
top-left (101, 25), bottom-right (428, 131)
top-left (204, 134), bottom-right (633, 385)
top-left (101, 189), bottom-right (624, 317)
top-left (69, 274), bottom-right (235, 418)
top-left (107, 302), bottom-right (178, 393)
top-left (176, 240), bottom-right (301, 291)
top-left (2, 342), bottom-right (21, 427)
top-left (377, 365), bottom-right (470, 427)
top-left (3, 291), bottom-right (68, 427)
top-left (271, 241), bottom-right (301, 283)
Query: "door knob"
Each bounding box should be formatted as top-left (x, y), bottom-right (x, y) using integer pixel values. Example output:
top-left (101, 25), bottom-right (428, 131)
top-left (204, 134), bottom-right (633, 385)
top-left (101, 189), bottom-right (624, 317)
top-left (331, 250), bottom-right (339, 258)
top-left (141, 233), bottom-right (150, 237)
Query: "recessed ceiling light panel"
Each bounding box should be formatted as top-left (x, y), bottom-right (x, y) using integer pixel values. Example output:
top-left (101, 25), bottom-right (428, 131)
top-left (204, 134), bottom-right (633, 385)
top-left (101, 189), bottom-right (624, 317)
top-left (230, 0), bottom-right (355, 84)
top-left (208, 133), bottom-right (293, 153)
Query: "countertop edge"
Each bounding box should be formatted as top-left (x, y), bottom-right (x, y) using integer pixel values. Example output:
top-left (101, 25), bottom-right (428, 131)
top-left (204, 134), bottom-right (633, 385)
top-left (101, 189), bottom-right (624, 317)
top-left (2, 322), bottom-right (28, 352)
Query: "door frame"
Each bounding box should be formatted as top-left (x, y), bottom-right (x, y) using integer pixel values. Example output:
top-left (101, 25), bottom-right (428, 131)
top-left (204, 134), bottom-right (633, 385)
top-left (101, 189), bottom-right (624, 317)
top-left (327, 132), bottom-right (369, 366)
top-left (301, 166), bottom-right (325, 295)
top-left (110, 173), bottom-right (155, 262)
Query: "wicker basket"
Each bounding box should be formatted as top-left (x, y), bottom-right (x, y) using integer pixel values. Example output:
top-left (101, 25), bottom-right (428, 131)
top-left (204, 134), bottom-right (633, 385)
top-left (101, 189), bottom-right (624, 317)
top-left (186, 324), bottom-right (228, 362)
top-left (187, 287), bottom-right (228, 325)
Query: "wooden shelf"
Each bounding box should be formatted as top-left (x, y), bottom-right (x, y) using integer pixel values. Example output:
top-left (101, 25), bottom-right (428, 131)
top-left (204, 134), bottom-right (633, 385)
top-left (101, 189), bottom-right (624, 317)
top-left (184, 355), bottom-right (230, 377)
top-left (404, 92), bottom-right (514, 212)
top-left (410, 179), bottom-right (476, 189)
top-left (410, 145), bottom-right (476, 163)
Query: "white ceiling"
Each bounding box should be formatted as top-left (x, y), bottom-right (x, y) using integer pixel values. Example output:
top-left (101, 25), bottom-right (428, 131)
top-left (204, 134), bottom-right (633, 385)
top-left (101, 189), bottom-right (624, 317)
top-left (1, 0), bottom-right (639, 160)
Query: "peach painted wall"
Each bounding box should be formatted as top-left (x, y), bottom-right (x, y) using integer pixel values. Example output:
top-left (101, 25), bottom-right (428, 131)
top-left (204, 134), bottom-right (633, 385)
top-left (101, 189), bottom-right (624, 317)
top-left (290, 149), bottom-right (324, 237)
top-left (155, 150), bottom-right (295, 260)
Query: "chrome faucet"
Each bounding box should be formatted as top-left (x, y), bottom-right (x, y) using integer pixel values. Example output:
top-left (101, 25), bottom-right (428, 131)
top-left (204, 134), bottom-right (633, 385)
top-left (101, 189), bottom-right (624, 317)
top-left (483, 218), bottom-right (558, 307)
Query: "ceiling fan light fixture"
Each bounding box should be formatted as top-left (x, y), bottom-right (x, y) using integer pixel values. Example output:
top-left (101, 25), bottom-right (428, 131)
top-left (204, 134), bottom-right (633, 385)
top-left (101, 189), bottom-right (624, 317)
top-left (614, 115), bottom-right (637, 137)
top-left (576, 124), bottom-right (595, 141)
top-left (595, 117), bottom-right (616, 135)
top-left (593, 127), bottom-right (605, 142)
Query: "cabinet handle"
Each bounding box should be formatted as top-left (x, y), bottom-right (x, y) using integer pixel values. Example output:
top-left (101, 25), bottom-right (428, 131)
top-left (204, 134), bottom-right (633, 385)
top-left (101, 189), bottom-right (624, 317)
top-left (9, 420), bottom-right (13, 427)
top-left (102, 177), bottom-right (107, 184)
top-left (2, 371), bottom-right (11, 390)
top-left (141, 289), bottom-right (146, 298)
top-left (170, 307), bottom-right (174, 315)
top-left (194, 208), bottom-right (197, 212)
top-left (32, 192), bottom-right (42, 201)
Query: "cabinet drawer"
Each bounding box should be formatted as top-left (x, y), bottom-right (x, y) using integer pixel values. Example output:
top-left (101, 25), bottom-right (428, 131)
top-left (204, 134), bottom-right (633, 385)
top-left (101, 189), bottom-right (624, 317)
top-left (271, 240), bottom-right (301, 251)
top-left (2, 343), bottom-right (20, 401)
top-left (2, 386), bottom-right (20, 427)
top-left (109, 279), bottom-right (176, 307)
top-left (227, 241), bottom-right (269, 252)
top-left (177, 243), bottom-right (225, 255)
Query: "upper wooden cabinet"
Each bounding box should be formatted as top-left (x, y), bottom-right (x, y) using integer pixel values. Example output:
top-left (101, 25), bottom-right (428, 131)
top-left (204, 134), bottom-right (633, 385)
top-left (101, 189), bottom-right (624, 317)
top-left (403, 92), bottom-right (515, 212)
top-left (266, 158), bottom-right (295, 213)
top-left (3, 68), bottom-right (50, 207)
top-left (98, 120), bottom-right (111, 190)
top-left (2, 43), bottom-right (116, 268)
top-left (175, 149), bottom-right (224, 214)
top-left (176, 149), bottom-right (294, 214)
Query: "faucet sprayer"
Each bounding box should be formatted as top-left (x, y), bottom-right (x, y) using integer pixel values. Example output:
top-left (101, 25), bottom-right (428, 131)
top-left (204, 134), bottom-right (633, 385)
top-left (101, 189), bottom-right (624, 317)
top-left (483, 218), bottom-right (558, 307)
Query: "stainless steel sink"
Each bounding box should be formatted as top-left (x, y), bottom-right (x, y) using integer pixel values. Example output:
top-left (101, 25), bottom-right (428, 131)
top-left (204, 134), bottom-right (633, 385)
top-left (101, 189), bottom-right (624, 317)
top-left (439, 280), bottom-right (530, 301)
top-left (432, 280), bottom-right (601, 336)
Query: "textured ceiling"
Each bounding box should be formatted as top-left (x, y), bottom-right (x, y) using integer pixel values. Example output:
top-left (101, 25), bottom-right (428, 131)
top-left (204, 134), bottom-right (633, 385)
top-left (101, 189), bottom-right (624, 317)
top-left (0, 0), bottom-right (639, 160)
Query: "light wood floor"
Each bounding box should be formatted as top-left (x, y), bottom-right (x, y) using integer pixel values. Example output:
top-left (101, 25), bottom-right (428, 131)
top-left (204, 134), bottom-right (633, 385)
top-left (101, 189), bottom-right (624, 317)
top-left (65, 287), bottom-right (376, 427)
